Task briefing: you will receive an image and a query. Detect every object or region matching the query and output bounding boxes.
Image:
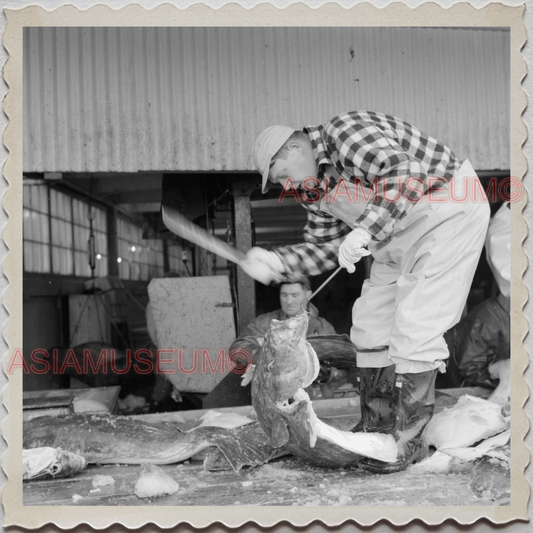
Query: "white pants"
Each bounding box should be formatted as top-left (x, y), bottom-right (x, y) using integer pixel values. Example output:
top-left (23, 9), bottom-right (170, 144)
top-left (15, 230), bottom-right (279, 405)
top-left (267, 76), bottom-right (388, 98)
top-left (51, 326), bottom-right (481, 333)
top-left (321, 160), bottom-right (491, 374)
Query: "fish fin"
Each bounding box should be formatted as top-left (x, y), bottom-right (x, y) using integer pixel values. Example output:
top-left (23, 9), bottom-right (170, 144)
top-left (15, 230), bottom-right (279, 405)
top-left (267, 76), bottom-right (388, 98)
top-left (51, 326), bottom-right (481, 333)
top-left (316, 421), bottom-right (399, 463)
top-left (203, 424), bottom-right (283, 473)
top-left (203, 448), bottom-right (234, 471)
top-left (304, 340), bottom-right (321, 386)
top-left (304, 401), bottom-right (320, 448)
top-left (270, 418), bottom-right (290, 448)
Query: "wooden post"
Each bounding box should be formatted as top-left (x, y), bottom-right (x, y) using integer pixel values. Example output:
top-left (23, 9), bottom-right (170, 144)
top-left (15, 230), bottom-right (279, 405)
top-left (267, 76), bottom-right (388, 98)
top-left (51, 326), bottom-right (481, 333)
top-left (197, 247), bottom-right (214, 276)
top-left (232, 176), bottom-right (257, 333)
top-left (197, 218), bottom-right (215, 277)
top-left (106, 207), bottom-right (119, 277)
top-left (163, 239), bottom-right (170, 274)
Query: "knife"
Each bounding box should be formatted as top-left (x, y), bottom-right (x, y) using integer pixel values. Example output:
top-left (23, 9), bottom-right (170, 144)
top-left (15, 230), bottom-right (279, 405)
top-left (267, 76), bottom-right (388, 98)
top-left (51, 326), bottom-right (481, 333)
top-left (161, 205), bottom-right (246, 266)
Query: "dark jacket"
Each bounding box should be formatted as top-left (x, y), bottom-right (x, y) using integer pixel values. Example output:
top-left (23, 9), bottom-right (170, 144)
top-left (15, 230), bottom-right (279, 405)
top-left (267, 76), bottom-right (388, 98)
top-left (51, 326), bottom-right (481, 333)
top-left (447, 294), bottom-right (510, 388)
top-left (229, 303), bottom-right (336, 364)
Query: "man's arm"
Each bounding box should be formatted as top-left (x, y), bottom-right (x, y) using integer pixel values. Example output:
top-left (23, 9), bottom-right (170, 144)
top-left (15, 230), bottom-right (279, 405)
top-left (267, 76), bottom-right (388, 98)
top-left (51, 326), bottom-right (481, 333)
top-left (307, 314), bottom-right (337, 336)
top-left (228, 313), bottom-right (273, 365)
top-left (238, 314), bottom-right (272, 338)
top-left (318, 319), bottom-right (337, 336)
top-left (274, 206), bottom-right (352, 277)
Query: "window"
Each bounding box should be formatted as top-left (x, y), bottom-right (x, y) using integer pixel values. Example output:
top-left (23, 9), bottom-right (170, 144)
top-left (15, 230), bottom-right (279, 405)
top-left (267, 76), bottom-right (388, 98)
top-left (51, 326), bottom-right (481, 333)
top-left (23, 185), bottom-right (108, 277)
top-left (117, 218), bottom-right (164, 280)
top-left (49, 188), bottom-right (74, 275)
top-left (23, 185), bottom-right (51, 273)
top-left (23, 184), bottom-right (172, 281)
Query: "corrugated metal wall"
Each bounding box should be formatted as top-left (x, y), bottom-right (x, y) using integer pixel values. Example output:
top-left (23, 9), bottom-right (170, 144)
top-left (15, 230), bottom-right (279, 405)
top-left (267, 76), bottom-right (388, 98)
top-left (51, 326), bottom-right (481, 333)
top-left (23, 27), bottom-right (510, 173)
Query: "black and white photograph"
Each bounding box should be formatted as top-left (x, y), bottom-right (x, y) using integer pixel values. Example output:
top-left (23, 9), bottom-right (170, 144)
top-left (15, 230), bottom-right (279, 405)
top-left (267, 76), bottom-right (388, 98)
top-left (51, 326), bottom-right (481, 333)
top-left (1, 1), bottom-right (530, 530)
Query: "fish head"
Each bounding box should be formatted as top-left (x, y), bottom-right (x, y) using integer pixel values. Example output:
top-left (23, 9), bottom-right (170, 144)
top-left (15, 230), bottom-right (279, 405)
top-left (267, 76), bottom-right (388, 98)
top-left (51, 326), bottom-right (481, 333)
top-left (258, 313), bottom-right (320, 403)
top-left (22, 447), bottom-right (88, 481)
top-left (252, 314), bottom-right (399, 464)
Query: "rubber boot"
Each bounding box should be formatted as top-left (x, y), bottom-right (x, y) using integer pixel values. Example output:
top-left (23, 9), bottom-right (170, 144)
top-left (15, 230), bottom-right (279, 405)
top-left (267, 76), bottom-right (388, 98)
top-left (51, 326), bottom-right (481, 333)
top-left (358, 369), bottom-right (438, 474)
top-left (351, 365), bottom-right (397, 433)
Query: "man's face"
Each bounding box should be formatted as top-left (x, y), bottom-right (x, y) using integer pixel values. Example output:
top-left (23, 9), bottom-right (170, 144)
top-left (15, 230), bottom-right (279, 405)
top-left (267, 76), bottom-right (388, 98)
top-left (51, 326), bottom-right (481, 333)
top-left (269, 143), bottom-right (318, 189)
top-left (279, 283), bottom-right (312, 317)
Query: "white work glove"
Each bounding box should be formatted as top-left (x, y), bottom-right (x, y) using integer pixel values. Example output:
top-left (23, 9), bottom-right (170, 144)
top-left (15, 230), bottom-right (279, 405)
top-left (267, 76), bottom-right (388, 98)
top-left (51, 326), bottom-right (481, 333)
top-left (240, 247), bottom-right (285, 285)
top-left (240, 364), bottom-right (255, 387)
top-left (338, 228), bottom-right (372, 273)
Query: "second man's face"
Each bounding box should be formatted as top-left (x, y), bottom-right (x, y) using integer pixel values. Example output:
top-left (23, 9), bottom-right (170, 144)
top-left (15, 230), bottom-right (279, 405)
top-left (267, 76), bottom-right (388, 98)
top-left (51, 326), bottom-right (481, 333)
top-left (280, 283), bottom-right (313, 317)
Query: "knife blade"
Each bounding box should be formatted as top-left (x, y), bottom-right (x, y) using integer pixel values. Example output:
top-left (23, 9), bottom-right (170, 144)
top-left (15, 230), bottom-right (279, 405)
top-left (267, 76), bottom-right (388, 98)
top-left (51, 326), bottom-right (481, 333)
top-left (162, 205), bottom-right (246, 266)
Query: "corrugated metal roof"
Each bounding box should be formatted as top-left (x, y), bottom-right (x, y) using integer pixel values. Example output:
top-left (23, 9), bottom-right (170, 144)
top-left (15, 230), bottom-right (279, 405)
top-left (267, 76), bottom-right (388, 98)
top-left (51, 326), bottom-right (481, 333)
top-left (23, 27), bottom-right (510, 173)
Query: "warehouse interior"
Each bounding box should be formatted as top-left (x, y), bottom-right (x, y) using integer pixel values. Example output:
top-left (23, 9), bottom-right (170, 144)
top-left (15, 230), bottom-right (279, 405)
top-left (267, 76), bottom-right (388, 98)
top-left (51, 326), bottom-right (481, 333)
top-left (22, 25), bottom-right (511, 402)
top-left (22, 170), bottom-right (373, 402)
top-left (19, 25), bottom-right (513, 506)
top-left (22, 168), bottom-right (507, 403)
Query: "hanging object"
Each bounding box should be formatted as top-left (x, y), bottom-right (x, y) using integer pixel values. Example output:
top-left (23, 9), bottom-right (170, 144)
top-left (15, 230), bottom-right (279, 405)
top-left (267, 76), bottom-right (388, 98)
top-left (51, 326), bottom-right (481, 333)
top-left (88, 232), bottom-right (96, 274)
top-left (87, 177), bottom-right (97, 279)
top-left (87, 205), bottom-right (96, 278)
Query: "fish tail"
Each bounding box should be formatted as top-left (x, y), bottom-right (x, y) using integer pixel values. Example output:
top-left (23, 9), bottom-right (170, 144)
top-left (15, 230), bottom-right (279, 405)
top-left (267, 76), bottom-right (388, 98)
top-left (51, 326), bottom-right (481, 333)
top-left (357, 433), bottom-right (398, 463)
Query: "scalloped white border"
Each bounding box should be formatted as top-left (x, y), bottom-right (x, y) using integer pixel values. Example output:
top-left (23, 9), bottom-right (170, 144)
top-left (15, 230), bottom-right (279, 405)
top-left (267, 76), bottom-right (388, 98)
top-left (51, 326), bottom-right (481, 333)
top-left (1, 2), bottom-right (529, 529)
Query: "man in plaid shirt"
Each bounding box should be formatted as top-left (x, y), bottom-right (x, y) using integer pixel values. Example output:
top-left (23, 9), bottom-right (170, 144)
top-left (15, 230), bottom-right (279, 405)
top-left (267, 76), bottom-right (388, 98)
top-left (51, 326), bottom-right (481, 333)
top-left (243, 111), bottom-right (490, 473)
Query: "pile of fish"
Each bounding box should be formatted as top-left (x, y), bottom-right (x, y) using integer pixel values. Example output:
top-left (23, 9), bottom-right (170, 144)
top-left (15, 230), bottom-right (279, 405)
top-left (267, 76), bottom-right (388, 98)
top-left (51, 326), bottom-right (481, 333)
top-left (23, 313), bottom-right (509, 489)
top-left (413, 394), bottom-right (511, 500)
top-left (23, 314), bottom-right (398, 480)
top-left (424, 394), bottom-right (509, 453)
top-left (252, 314), bottom-right (398, 468)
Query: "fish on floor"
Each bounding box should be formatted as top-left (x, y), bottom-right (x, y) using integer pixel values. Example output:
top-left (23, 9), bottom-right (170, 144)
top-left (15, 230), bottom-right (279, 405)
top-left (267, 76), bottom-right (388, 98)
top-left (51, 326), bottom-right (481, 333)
top-left (23, 414), bottom-right (282, 476)
top-left (411, 394), bottom-right (510, 487)
top-left (251, 313), bottom-right (398, 468)
top-left (423, 395), bottom-right (509, 451)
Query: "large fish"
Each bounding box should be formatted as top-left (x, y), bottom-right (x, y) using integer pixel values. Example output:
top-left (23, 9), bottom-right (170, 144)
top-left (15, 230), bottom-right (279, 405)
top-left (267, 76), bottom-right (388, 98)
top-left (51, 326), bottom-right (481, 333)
top-left (423, 395), bottom-right (508, 451)
top-left (251, 313), bottom-right (398, 468)
top-left (23, 414), bottom-right (281, 474)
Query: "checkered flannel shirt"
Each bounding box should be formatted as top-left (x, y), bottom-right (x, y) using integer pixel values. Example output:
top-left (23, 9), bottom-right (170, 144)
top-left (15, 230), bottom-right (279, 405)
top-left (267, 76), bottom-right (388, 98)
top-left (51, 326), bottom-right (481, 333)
top-left (275, 111), bottom-right (461, 277)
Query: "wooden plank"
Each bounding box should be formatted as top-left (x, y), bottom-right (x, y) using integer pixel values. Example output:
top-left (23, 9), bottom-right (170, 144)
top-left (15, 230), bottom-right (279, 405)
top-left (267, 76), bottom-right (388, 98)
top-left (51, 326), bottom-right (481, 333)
top-left (23, 455), bottom-right (500, 507)
top-left (133, 387), bottom-right (492, 427)
top-left (147, 277), bottom-right (236, 393)
top-left (23, 386), bottom-right (121, 421)
top-left (132, 396), bottom-right (362, 429)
